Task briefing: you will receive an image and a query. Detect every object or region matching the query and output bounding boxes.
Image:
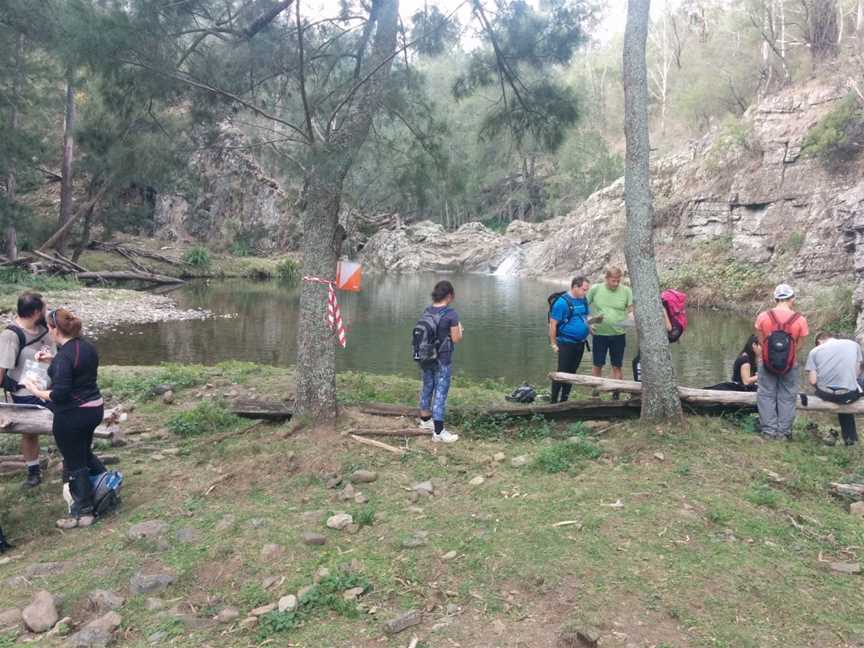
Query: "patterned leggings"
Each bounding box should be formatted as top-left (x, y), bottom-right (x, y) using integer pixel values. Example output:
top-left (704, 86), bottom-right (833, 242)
top-left (419, 362), bottom-right (453, 422)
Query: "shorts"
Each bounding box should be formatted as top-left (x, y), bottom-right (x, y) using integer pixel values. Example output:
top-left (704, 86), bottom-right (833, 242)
top-left (592, 334), bottom-right (626, 368)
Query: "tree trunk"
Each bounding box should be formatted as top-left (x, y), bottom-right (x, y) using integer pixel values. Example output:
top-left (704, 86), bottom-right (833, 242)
top-left (622, 0), bottom-right (682, 421)
top-left (5, 33), bottom-right (24, 262)
top-left (57, 68), bottom-right (77, 252)
top-left (857, 0), bottom-right (863, 33)
top-left (294, 0), bottom-right (400, 421)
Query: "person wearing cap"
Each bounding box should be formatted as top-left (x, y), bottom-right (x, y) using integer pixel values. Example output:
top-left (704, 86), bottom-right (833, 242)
top-left (754, 284), bottom-right (809, 440)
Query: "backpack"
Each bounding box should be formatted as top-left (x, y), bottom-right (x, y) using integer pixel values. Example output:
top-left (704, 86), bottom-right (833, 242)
top-left (661, 289), bottom-right (687, 343)
top-left (762, 310), bottom-right (801, 375)
top-left (547, 292), bottom-right (573, 324)
top-left (411, 307), bottom-right (450, 368)
top-left (505, 383), bottom-right (536, 403)
top-left (92, 470), bottom-right (124, 517)
top-left (1, 325), bottom-right (47, 393)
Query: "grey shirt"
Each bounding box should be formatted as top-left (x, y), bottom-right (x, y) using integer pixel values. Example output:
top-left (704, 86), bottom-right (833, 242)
top-left (805, 338), bottom-right (864, 393)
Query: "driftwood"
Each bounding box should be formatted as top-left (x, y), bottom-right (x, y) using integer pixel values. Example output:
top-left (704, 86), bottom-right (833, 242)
top-left (830, 483), bottom-right (864, 499)
top-left (0, 404), bottom-right (120, 439)
top-left (76, 271), bottom-right (185, 285)
top-left (549, 373), bottom-right (864, 414)
top-left (349, 434), bottom-right (406, 455)
top-left (88, 241), bottom-right (183, 266)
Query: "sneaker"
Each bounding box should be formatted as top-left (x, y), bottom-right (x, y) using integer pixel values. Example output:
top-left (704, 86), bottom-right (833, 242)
top-left (417, 419), bottom-right (434, 431)
top-left (432, 430), bottom-right (459, 444)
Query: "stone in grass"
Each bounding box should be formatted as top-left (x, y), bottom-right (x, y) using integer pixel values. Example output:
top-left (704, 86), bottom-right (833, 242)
top-left (313, 567), bottom-right (331, 584)
top-left (22, 590), bottom-right (59, 634)
top-left (127, 520), bottom-right (169, 541)
top-left (278, 595), bottom-right (297, 613)
top-left (67, 610), bottom-right (122, 648)
top-left (354, 493), bottom-right (369, 505)
top-left (87, 590), bottom-right (126, 613)
top-left (326, 513), bottom-right (353, 530)
top-left (129, 570), bottom-right (176, 596)
top-left (469, 476), bottom-right (485, 486)
top-left (402, 531), bottom-right (429, 549)
top-left (261, 543), bottom-right (284, 560)
top-left (251, 603), bottom-right (276, 617)
top-left (510, 455), bottom-right (529, 468)
top-left (302, 532), bottom-right (327, 546)
top-left (162, 390), bottom-right (174, 405)
top-left (441, 550), bottom-right (458, 561)
top-left (343, 587), bottom-right (365, 601)
top-left (493, 452), bottom-right (506, 463)
top-left (350, 470), bottom-right (379, 484)
top-left (850, 501), bottom-right (864, 518)
top-left (828, 561), bottom-right (861, 575)
top-left (413, 481), bottom-right (434, 497)
top-left (384, 609), bottom-right (422, 635)
top-left (0, 608), bottom-right (21, 627)
top-left (215, 607), bottom-right (241, 624)
top-left (339, 484), bottom-right (356, 501)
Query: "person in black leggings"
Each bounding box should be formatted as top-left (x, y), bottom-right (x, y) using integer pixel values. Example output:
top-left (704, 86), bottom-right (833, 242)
top-left (23, 308), bottom-right (105, 529)
top-left (549, 276), bottom-right (592, 403)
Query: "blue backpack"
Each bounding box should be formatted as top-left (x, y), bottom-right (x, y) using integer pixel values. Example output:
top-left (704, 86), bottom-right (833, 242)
top-left (92, 471), bottom-right (124, 517)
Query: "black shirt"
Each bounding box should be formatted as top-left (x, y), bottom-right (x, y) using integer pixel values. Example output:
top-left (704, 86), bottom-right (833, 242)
top-left (732, 353), bottom-right (756, 388)
top-left (48, 338), bottom-right (102, 413)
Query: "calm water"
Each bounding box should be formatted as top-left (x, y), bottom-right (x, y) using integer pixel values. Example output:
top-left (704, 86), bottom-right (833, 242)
top-left (95, 274), bottom-right (758, 388)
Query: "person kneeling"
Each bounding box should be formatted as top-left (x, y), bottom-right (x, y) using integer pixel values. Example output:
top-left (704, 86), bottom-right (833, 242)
top-left (24, 308), bottom-right (106, 529)
top-left (805, 331), bottom-right (864, 447)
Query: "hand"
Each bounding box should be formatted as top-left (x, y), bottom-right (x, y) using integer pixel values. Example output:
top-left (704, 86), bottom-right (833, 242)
top-left (551, 343), bottom-right (559, 353)
top-left (589, 325), bottom-right (596, 335)
top-left (35, 350), bottom-right (53, 363)
top-left (21, 379), bottom-right (40, 395)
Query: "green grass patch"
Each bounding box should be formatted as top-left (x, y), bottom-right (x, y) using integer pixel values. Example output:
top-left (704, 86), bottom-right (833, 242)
top-left (533, 436), bottom-right (603, 474)
top-left (167, 401), bottom-right (242, 437)
top-left (183, 245), bottom-right (211, 268)
top-left (101, 363), bottom-right (207, 401)
top-left (275, 258), bottom-right (299, 282)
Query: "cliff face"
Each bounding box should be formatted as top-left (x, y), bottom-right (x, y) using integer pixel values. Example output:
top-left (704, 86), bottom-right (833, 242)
top-left (153, 125), bottom-right (301, 251)
top-left (360, 76), bottom-right (862, 311)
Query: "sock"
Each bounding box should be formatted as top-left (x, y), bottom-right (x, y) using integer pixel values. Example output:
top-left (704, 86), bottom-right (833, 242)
top-left (420, 415), bottom-right (431, 422)
top-left (433, 420), bottom-right (444, 435)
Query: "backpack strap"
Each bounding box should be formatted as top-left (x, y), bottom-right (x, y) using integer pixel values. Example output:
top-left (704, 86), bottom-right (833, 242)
top-left (768, 309), bottom-right (800, 333)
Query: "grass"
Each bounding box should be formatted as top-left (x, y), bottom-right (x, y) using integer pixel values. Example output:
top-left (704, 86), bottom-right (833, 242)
top-left (0, 363), bottom-right (861, 647)
top-left (167, 401), bottom-right (243, 437)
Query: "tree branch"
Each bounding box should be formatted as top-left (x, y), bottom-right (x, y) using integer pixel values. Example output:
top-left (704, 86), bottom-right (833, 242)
top-left (295, 0), bottom-right (315, 143)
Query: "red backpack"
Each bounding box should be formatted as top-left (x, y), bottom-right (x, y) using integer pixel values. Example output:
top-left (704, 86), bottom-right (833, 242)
top-left (762, 310), bottom-right (801, 375)
top-left (661, 289), bottom-right (687, 342)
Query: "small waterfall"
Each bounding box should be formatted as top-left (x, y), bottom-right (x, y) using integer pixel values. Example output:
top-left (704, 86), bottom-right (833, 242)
top-left (493, 250), bottom-right (522, 276)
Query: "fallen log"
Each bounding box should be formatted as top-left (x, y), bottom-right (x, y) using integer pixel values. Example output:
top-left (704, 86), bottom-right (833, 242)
top-left (830, 482), bottom-right (864, 499)
top-left (231, 400), bottom-right (293, 421)
top-left (0, 404), bottom-right (119, 439)
top-left (76, 271), bottom-right (185, 285)
top-left (88, 241), bottom-right (183, 266)
top-left (549, 373), bottom-right (864, 414)
top-left (355, 399), bottom-right (642, 420)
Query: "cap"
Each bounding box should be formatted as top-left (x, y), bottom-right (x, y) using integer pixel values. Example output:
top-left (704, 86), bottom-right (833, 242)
top-left (773, 283), bottom-right (795, 300)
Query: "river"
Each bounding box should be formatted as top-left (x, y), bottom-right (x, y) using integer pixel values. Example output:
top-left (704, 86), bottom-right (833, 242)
top-left (96, 273), bottom-right (759, 389)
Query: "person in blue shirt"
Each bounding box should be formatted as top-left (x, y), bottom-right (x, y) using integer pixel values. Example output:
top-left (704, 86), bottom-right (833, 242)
top-left (549, 276), bottom-right (591, 403)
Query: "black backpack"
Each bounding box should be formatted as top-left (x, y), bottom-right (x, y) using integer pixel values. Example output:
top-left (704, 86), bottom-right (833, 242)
top-left (1, 325), bottom-right (47, 393)
top-left (762, 311), bottom-right (801, 375)
top-left (505, 383), bottom-right (537, 403)
top-left (547, 292), bottom-right (574, 324)
top-left (412, 308), bottom-right (450, 368)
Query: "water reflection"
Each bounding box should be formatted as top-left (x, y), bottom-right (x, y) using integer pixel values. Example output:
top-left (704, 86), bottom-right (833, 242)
top-left (95, 274), bottom-right (758, 388)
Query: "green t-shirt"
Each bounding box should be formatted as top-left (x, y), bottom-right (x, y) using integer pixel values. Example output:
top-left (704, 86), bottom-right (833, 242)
top-left (587, 283), bottom-right (634, 336)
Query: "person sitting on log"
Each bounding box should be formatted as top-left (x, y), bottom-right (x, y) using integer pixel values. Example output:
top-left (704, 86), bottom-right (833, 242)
top-left (705, 335), bottom-right (761, 392)
top-left (0, 291), bottom-right (55, 488)
top-left (22, 308), bottom-right (107, 529)
top-left (805, 331), bottom-right (864, 447)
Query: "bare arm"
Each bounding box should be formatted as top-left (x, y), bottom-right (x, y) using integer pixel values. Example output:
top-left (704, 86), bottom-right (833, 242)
top-left (740, 362), bottom-right (757, 385)
top-left (662, 307), bottom-right (672, 332)
top-left (808, 370), bottom-right (818, 387)
top-left (450, 324), bottom-right (463, 345)
top-left (549, 320), bottom-right (559, 351)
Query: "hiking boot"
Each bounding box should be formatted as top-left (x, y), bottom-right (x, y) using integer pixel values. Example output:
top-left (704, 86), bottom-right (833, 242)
top-left (22, 466), bottom-right (41, 488)
top-left (417, 418), bottom-right (434, 431)
top-left (432, 430), bottom-right (459, 444)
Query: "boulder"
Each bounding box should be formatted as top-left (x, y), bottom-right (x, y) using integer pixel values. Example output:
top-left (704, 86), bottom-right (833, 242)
top-left (127, 520), bottom-right (169, 541)
top-left (302, 532), bottom-right (327, 546)
top-left (87, 590), bottom-right (126, 613)
top-left (384, 609), bottom-right (422, 635)
top-left (22, 590), bottom-right (58, 633)
top-left (350, 470), bottom-right (378, 484)
top-left (129, 570), bottom-right (176, 596)
top-left (278, 595), bottom-right (297, 613)
top-left (215, 607), bottom-right (240, 624)
top-left (326, 513), bottom-right (353, 530)
top-left (67, 611), bottom-right (122, 648)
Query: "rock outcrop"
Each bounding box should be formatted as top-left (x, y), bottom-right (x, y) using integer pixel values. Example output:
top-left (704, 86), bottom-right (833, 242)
top-left (361, 76), bottom-right (863, 302)
top-left (153, 124), bottom-right (300, 251)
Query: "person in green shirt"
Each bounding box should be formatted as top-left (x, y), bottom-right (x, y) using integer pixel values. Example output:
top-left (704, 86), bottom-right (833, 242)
top-left (587, 266), bottom-right (634, 381)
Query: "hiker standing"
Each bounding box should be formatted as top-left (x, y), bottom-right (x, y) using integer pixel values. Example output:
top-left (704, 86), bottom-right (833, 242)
top-left (588, 266), bottom-right (634, 382)
top-left (413, 281), bottom-right (462, 443)
top-left (549, 276), bottom-right (591, 403)
top-left (805, 332), bottom-right (864, 446)
top-left (755, 284), bottom-right (809, 440)
top-left (632, 289), bottom-right (687, 381)
top-left (0, 292), bottom-right (54, 488)
top-left (23, 308), bottom-right (107, 528)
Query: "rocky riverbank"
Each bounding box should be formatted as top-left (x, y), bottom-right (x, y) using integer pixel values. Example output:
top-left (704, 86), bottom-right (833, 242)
top-left (360, 74), bottom-right (862, 326)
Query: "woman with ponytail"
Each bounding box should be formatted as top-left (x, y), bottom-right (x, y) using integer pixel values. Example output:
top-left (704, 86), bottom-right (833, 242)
top-left (23, 308), bottom-right (105, 529)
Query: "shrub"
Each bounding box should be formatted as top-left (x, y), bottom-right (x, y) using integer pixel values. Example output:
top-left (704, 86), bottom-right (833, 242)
top-left (802, 94), bottom-right (864, 163)
top-left (275, 258), bottom-right (299, 282)
top-left (183, 246), bottom-right (211, 268)
top-left (168, 402), bottom-right (242, 437)
top-left (533, 437), bottom-right (602, 474)
top-left (230, 239), bottom-right (255, 257)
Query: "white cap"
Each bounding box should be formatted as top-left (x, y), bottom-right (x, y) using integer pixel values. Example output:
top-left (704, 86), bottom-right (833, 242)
top-left (773, 283), bottom-right (795, 300)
